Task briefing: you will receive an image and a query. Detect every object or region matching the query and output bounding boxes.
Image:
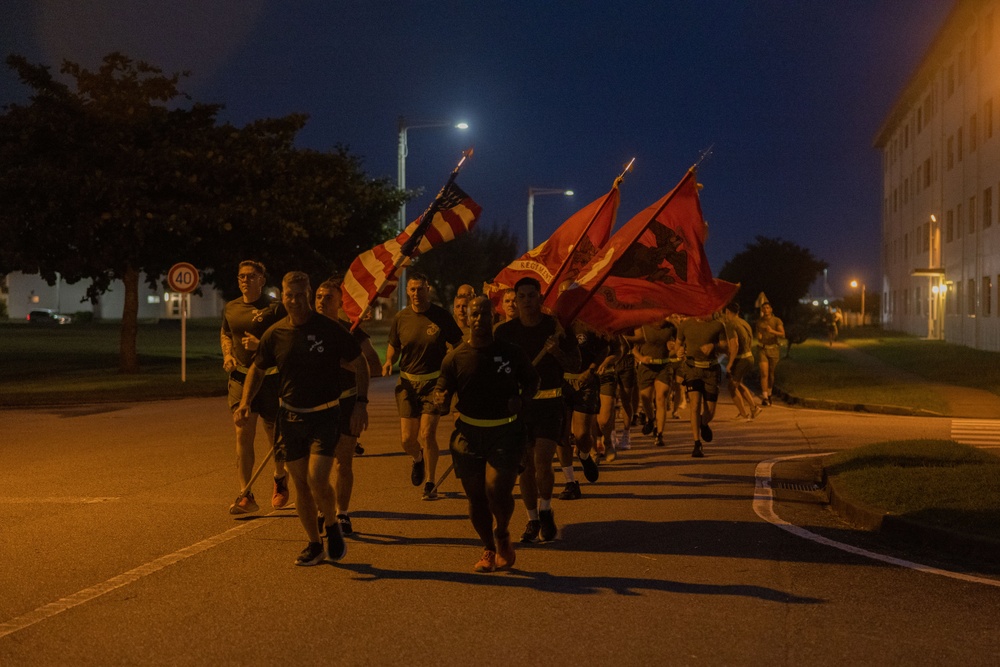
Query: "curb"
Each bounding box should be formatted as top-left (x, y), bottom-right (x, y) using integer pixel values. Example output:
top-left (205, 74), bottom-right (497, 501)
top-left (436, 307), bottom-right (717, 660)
top-left (773, 387), bottom-right (943, 418)
top-left (824, 468), bottom-right (1000, 565)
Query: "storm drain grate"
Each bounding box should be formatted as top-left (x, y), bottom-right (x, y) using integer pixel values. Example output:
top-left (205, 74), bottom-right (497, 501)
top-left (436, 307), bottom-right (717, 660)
top-left (774, 482), bottom-right (822, 492)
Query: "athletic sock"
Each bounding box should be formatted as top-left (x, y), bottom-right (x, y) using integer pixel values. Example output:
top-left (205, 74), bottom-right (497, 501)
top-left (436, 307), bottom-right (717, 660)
top-left (527, 509), bottom-right (539, 521)
top-left (539, 498), bottom-right (552, 511)
top-left (562, 466), bottom-right (576, 483)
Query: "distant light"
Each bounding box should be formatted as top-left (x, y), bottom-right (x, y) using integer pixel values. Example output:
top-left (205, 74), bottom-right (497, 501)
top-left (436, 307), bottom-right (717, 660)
top-left (455, 122), bottom-right (469, 130)
top-left (823, 299), bottom-right (829, 305)
top-left (930, 214), bottom-right (937, 223)
top-left (812, 300), bottom-right (819, 306)
top-left (931, 285), bottom-right (939, 294)
top-left (850, 280), bottom-right (859, 288)
top-left (564, 190), bottom-right (574, 196)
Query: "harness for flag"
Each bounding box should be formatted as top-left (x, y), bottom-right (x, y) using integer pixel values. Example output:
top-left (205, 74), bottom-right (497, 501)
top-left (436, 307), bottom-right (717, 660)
top-left (342, 170), bottom-right (480, 327)
top-left (553, 168), bottom-right (738, 333)
top-left (482, 161), bottom-right (635, 314)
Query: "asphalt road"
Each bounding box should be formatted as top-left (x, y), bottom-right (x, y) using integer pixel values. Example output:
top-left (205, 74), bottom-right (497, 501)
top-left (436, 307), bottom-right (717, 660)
top-left (1, 377), bottom-right (998, 666)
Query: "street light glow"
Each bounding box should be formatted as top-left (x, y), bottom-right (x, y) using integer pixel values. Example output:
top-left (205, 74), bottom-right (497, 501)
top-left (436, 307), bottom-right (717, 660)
top-left (455, 122), bottom-right (469, 129)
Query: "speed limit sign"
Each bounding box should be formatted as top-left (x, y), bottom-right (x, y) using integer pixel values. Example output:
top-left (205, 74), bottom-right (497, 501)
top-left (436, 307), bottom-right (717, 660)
top-left (167, 262), bottom-right (200, 293)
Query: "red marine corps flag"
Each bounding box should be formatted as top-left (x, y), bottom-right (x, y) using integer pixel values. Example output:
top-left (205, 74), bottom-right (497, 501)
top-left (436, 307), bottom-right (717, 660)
top-left (554, 168), bottom-right (738, 333)
top-left (483, 160), bottom-right (634, 312)
top-left (342, 151), bottom-right (480, 327)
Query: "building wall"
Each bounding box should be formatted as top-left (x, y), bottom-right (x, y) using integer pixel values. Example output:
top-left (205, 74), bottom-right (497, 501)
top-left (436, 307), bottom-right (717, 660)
top-left (5, 272), bottom-right (226, 321)
top-left (877, 0), bottom-right (1000, 351)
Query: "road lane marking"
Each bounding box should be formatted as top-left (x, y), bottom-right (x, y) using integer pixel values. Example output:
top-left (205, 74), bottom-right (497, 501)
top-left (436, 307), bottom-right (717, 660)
top-left (0, 517), bottom-right (269, 640)
top-left (0, 497), bottom-right (119, 504)
top-left (950, 419), bottom-right (1000, 448)
top-left (753, 453), bottom-right (1000, 589)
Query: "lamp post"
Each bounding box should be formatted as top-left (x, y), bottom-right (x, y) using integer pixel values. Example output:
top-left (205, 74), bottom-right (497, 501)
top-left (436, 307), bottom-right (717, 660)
top-left (526, 187), bottom-right (573, 250)
top-left (850, 279), bottom-right (866, 326)
top-left (396, 116), bottom-right (468, 309)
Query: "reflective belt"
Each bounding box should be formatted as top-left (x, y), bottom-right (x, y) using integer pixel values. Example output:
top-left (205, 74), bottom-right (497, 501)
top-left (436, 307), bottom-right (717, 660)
top-left (563, 371), bottom-right (588, 381)
top-left (667, 357), bottom-right (682, 363)
top-left (338, 386), bottom-right (358, 400)
top-left (280, 398), bottom-right (339, 413)
top-left (533, 387), bottom-right (563, 399)
top-left (738, 352), bottom-right (754, 360)
top-left (685, 358), bottom-right (718, 369)
top-left (235, 364), bottom-right (278, 376)
top-left (399, 370), bottom-right (441, 382)
top-left (458, 413), bottom-right (518, 428)
top-left (646, 358), bottom-right (670, 364)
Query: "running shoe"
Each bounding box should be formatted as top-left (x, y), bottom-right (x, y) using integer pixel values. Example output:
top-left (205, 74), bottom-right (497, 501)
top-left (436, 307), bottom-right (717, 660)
top-left (750, 406), bottom-right (762, 419)
top-left (655, 433), bottom-right (664, 447)
top-left (558, 481), bottom-right (582, 500)
top-left (354, 443), bottom-right (365, 456)
top-left (539, 509), bottom-right (557, 542)
top-left (641, 420), bottom-right (655, 436)
top-left (520, 519), bottom-right (541, 543)
top-left (295, 541), bottom-right (325, 567)
top-left (700, 423), bottom-right (713, 443)
top-left (272, 475), bottom-right (290, 509)
top-left (410, 457), bottom-right (425, 486)
top-left (618, 429), bottom-right (632, 450)
top-left (229, 493), bottom-right (258, 515)
top-left (579, 453), bottom-right (599, 483)
top-left (336, 513), bottom-right (353, 536)
top-left (474, 550), bottom-right (497, 572)
top-left (326, 522), bottom-right (347, 561)
top-left (495, 534), bottom-right (516, 569)
top-left (604, 444), bottom-right (617, 463)
top-left (692, 442), bottom-right (705, 458)
top-left (422, 481), bottom-right (438, 500)
top-left (317, 513), bottom-right (325, 537)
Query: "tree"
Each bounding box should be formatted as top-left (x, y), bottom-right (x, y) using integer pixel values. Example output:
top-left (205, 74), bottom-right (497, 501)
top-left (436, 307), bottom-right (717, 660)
top-left (412, 226), bottom-right (520, 305)
top-left (0, 53), bottom-right (403, 372)
top-left (718, 236), bottom-right (827, 321)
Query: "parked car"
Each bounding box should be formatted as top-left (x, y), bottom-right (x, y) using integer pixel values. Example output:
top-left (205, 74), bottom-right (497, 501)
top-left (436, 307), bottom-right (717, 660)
top-left (26, 309), bottom-right (73, 325)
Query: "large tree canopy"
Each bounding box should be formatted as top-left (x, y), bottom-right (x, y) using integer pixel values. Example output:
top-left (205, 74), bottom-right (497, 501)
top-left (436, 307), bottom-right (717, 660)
top-left (717, 236), bottom-right (827, 320)
top-left (0, 52), bottom-right (403, 372)
top-left (412, 226), bottom-right (519, 305)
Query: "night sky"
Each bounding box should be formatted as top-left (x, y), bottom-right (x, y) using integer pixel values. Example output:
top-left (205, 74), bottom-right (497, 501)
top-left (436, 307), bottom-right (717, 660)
top-left (1, 1), bottom-right (955, 295)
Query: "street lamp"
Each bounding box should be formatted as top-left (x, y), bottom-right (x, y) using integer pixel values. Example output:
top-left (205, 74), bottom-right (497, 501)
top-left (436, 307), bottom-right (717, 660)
top-left (527, 187), bottom-right (574, 250)
top-left (850, 280), bottom-right (866, 326)
top-left (396, 116), bottom-right (468, 309)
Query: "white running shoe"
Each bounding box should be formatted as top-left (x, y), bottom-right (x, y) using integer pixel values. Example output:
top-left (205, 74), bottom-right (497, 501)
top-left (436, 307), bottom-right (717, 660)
top-left (618, 429), bottom-right (632, 450)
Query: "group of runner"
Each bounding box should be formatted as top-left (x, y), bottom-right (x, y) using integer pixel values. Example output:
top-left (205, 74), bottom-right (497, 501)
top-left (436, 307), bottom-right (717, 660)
top-left (220, 261), bottom-right (785, 571)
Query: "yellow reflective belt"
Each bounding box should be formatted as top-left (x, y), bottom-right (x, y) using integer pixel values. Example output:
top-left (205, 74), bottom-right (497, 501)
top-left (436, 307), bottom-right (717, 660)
top-left (458, 413), bottom-right (518, 428)
top-left (739, 352), bottom-right (754, 360)
top-left (647, 358), bottom-right (670, 364)
top-left (280, 398), bottom-right (339, 413)
top-left (236, 364), bottom-right (278, 376)
top-left (533, 387), bottom-right (563, 399)
top-left (338, 386), bottom-right (358, 400)
top-left (399, 370), bottom-right (441, 382)
top-left (667, 357), bottom-right (682, 363)
top-left (685, 358), bottom-right (718, 369)
top-left (563, 371), bottom-right (587, 381)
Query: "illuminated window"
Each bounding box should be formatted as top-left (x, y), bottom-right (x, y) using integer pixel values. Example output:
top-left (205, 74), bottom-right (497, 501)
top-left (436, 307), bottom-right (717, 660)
top-left (147, 295), bottom-right (161, 304)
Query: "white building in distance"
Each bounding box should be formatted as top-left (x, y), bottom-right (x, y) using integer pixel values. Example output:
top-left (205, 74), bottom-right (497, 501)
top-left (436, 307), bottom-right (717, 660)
top-left (875, 0), bottom-right (1000, 351)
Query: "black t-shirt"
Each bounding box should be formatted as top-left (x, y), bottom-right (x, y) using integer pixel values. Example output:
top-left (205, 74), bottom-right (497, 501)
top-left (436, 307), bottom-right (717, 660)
top-left (494, 315), bottom-right (580, 390)
top-left (437, 340), bottom-right (538, 420)
top-left (221, 296), bottom-right (285, 368)
top-left (255, 313), bottom-right (362, 409)
top-left (387, 304), bottom-right (464, 375)
top-left (574, 328), bottom-right (611, 369)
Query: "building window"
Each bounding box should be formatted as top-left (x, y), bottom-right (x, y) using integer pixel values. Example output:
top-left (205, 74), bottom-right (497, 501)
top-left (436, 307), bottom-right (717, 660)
top-left (946, 209), bottom-right (954, 242)
top-left (985, 277), bottom-right (993, 316)
top-left (916, 166), bottom-right (922, 192)
top-left (916, 286), bottom-right (922, 315)
top-left (947, 136), bottom-right (954, 169)
top-left (146, 295), bottom-right (161, 304)
top-left (958, 126), bottom-right (964, 161)
top-left (970, 196), bottom-right (977, 235)
top-left (987, 99), bottom-right (994, 139)
top-left (924, 158), bottom-right (931, 188)
top-left (957, 281), bottom-right (963, 315)
top-left (969, 278), bottom-right (977, 315)
top-left (904, 233), bottom-right (909, 259)
top-left (971, 114), bottom-right (978, 151)
top-left (985, 187), bottom-right (993, 229)
top-left (958, 203), bottom-right (964, 238)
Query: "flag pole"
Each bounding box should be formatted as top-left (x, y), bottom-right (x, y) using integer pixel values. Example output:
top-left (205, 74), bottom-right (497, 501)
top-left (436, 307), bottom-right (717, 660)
top-left (538, 158), bottom-right (635, 305)
top-left (351, 148), bottom-right (474, 330)
top-left (559, 166), bottom-right (697, 327)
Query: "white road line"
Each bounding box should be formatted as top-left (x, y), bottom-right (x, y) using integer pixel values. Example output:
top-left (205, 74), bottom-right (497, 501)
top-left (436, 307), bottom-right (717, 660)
top-left (951, 419), bottom-right (1000, 447)
top-left (0, 518), bottom-right (268, 640)
top-left (753, 453), bottom-right (1000, 589)
top-left (0, 497), bottom-right (119, 504)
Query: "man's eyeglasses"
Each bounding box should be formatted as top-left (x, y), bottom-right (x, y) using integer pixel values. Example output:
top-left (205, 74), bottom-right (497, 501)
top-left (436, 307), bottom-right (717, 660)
top-left (237, 273), bottom-right (260, 282)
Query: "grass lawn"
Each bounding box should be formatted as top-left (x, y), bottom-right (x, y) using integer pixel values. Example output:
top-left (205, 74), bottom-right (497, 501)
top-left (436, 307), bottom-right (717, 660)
top-left (824, 440), bottom-right (1000, 542)
top-left (0, 318), bottom-right (390, 407)
top-left (774, 338), bottom-right (950, 412)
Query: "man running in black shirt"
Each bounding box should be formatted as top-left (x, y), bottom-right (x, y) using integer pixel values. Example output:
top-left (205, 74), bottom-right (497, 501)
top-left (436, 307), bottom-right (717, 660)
top-left (236, 272), bottom-right (369, 566)
top-left (221, 260), bottom-right (288, 514)
top-left (435, 297), bottom-right (539, 572)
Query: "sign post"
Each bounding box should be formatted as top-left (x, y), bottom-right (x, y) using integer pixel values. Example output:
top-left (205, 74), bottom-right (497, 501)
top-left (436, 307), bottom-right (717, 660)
top-left (167, 262), bottom-right (200, 382)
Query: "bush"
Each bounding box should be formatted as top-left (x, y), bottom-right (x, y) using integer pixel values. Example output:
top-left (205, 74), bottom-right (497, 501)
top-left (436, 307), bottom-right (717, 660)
top-left (72, 310), bottom-right (94, 324)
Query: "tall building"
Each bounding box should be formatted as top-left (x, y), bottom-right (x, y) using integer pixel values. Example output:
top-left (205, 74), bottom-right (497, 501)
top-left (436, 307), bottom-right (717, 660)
top-left (875, 0), bottom-right (1000, 351)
